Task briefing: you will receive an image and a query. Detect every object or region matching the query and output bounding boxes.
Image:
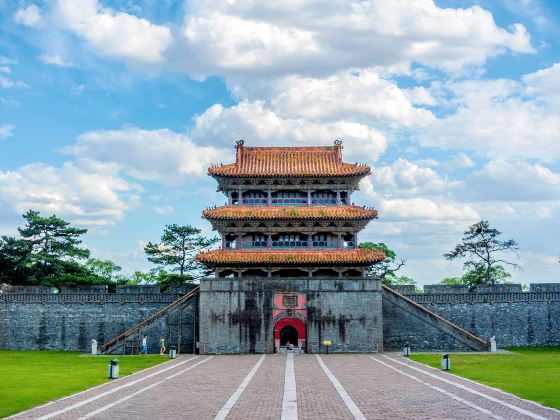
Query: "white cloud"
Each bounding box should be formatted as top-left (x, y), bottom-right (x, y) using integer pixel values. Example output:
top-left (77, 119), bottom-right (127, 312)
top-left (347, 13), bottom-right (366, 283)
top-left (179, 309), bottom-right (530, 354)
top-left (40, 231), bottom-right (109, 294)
top-left (358, 176), bottom-right (478, 222)
top-left (177, 0), bottom-right (533, 79)
top-left (416, 77), bottom-right (560, 160)
top-left (523, 62), bottom-right (560, 106)
top-left (260, 71), bottom-right (435, 127)
top-left (0, 75), bottom-right (27, 89)
top-left (13, 5), bottom-right (42, 27)
top-left (0, 66), bottom-right (10, 74)
top-left (39, 53), bottom-right (73, 68)
top-left (467, 160), bottom-right (560, 201)
top-left (64, 126), bottom-right (229, 185)
top-left (190, 100), bottom-right (387, 163)
top-left (154, 205), bottom-right (174, 215)
top-left (372, 159), bottom-right (459, 197)
top-left (0, 162), bottom-right (140, 226)
top-left (0, 56), bottom-right (16, 65)
top-left (404, 86), bottom-right (437, 106)
top-left (0, 124), bottom-right (14, 139)
top-left (55, 0), bottom-right (172, 63)
top-left (72, 84), bottom-right (85, 95)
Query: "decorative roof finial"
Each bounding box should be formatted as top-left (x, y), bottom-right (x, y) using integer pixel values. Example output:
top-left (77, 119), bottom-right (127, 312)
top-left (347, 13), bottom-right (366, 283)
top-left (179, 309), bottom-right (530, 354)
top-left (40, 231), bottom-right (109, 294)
top-left (236, 139), bottom-right (245, 147)
top-left (334, 139), bottom-right (343, 146)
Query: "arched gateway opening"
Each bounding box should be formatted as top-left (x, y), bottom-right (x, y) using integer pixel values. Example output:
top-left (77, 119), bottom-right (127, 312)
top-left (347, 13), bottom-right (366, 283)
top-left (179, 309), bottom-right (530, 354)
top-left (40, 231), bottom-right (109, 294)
top-left (274, 317), bottom-right (306, 352)
top-left (280, 326), bottom-right (298, 346)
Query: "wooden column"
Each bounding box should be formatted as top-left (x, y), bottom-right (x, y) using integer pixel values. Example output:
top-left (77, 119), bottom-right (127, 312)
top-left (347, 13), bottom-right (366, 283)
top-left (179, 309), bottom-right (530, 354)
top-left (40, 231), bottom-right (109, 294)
top-left (267, 190), bottom-right (272, 206)
top-left (267, 234), bottom-right (272, 249)
top-left (236, 233), bottom-right (243, 249)
top-left (227, 191), bottom-right (232, 205)
top-left (307, 233), bottom-right (313, 249)
top-left (307, 190), bottom-right (312, 206)
top-left (336, 190), bottom-right (341, 205)
top-left (221, 234), bottom-right (226, 249)
top-left (337, 233), bottom-right (342, 249)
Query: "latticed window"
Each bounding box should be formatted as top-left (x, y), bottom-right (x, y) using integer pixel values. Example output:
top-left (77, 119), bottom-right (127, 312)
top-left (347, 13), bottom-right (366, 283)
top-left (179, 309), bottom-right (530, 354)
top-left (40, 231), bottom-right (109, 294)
top-left (283, 295), bottom-right (298, 308)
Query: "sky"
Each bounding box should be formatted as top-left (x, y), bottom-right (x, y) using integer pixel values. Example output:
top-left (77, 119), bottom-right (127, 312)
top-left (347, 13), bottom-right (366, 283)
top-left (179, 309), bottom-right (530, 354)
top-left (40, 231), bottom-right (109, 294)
top-left (0, 0), bottom-right (559, 286)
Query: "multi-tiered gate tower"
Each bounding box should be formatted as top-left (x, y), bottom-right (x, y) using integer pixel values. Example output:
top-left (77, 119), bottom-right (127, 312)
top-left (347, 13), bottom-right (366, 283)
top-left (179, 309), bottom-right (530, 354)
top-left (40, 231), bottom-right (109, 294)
top-left (196, 140), bottom-right (385, 354)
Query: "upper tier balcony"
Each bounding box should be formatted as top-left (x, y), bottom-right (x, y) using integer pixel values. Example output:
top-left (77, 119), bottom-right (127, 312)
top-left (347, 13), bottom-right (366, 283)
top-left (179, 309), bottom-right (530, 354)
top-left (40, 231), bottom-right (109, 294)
top-left (222, 233), bottom-right (357, 250)
top-left (229, 189), bottom-right (349, 206)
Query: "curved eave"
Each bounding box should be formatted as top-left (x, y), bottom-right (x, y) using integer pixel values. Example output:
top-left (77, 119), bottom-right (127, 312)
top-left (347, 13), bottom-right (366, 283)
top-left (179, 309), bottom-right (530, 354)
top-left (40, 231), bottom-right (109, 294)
top-left (202, 205), bottom-right (378, 221)
top-left (207, 165), bottom-right (371, 178)
top-left (196, 249), bottom-right (385, 266)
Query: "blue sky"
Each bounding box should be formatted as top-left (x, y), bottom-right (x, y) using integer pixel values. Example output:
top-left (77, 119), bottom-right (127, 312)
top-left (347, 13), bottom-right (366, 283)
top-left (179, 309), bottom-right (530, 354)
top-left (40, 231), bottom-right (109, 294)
top-left (1, 0), bottom-right (559, 285)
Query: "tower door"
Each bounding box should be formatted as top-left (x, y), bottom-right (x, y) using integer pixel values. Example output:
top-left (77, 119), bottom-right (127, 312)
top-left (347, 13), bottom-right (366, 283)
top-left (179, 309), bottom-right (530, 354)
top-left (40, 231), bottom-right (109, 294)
top-left (280, 326), bottom-right (298, 346)
top-left (274, 317), bottom-right (306, 352)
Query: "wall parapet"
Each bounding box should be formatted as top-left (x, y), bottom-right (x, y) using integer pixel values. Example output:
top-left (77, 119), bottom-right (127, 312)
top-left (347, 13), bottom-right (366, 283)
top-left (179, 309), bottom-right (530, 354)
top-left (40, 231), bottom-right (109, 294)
top-left (403, 292), bottom-right (560, 304)
top-left (0, 293), bottom-right (182, 304)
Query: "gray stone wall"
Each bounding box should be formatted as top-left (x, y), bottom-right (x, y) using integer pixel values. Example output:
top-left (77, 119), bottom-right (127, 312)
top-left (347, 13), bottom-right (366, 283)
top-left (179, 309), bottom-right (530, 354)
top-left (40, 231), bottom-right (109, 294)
top-left (0, 292), bottom-right (196, 353)
top-left (199, 277), bottom-right (382, 354)
top-left (383, 296), bottom-right (472, 351)
top-left (389, 283), bottom-right (560, 348)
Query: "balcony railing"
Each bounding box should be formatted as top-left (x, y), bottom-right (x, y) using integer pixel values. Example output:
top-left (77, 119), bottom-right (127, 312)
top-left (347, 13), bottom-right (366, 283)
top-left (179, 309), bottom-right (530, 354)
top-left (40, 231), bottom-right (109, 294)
top-left (271, 198), bottom-right (307, 206)
top-left (228, 240), bottom-right (356, 249)
top-left (242, 198), bottom-right (268, 205)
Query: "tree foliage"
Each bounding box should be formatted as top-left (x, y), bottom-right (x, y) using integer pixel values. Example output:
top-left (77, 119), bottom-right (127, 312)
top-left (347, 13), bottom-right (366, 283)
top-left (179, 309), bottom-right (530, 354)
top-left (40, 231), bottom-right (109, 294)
top-left (444, 220), bottom-right (519, 286)
top-left (144, 224), bottom-right (218, 280)
top-left (440, 265), bottom-right (512, 288)
top-left (0, 210), bottom-right (93, 286)
top-left (84, 258), bottom-right (122, 283)
top-left (359, 242), bottom-right (408, 284)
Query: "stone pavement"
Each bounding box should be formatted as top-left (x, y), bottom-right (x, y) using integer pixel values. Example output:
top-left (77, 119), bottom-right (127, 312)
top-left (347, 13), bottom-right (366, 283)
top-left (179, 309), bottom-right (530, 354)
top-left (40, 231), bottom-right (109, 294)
top-left (10, 354), bottom-right (560, 420)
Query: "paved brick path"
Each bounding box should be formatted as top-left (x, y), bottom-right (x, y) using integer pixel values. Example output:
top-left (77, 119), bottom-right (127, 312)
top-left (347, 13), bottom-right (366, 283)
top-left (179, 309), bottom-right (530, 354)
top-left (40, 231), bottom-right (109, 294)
top-left (10, 354), bottom-right (560, 420)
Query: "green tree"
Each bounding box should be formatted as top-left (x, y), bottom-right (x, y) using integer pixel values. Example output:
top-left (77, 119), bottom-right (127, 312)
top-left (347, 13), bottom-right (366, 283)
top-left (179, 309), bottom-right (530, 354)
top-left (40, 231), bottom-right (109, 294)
top-left (144, 224), bottom-right (218, 281)
top-left (440, 277), bottom-right (464, 286)
top-left (384, 274), bottom-right (417, 287)
top-left (0, 236), bottom-right (33, 284)
top-left (444, 220), bottom-right (520, 286)
top-left (84, 258), bottom-right (122, 283)
top-left (1, 210), bottom-right (91, 286)
top-left (359, 242), bottom-right (407, 284)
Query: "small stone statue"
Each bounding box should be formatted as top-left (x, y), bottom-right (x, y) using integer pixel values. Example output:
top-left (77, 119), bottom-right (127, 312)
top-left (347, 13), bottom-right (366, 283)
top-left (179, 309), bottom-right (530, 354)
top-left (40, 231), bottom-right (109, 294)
top-left (490, 336), bottom-right (497, 352)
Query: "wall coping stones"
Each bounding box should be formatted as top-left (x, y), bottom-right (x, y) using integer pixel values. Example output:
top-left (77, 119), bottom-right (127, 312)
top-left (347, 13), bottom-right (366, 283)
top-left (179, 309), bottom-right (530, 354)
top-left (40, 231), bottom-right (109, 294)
top-left (530, 283), bottom-right (560, 293)
top-left (0, 293), bottom-right (182, 304)
top-left (60, 285), bottom-right (108, 294)
top-left (0, 284), bottom-right (57, 294)
top-left (424, 285), bottom-right (469, 294)
top-left (115, 285), bottom-right (161, 294)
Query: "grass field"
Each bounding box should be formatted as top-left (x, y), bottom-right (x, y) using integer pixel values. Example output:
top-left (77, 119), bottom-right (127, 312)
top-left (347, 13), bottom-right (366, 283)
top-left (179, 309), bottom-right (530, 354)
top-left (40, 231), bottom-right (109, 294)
top-left (410, 347), bottom-right (560, 410)
top-left (0, 350), bottom-right (169, 418)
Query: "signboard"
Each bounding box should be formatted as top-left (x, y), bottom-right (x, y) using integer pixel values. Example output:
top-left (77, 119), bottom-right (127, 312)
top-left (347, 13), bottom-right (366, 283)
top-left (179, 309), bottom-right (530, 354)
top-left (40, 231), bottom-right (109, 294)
top-left (323, 339), bottom-right (332, 346)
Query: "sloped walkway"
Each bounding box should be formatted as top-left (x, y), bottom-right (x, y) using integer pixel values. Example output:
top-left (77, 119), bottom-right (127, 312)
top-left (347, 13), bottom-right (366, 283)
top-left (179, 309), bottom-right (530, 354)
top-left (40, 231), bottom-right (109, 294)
top-left (10, 354), bottom-right (559, 420)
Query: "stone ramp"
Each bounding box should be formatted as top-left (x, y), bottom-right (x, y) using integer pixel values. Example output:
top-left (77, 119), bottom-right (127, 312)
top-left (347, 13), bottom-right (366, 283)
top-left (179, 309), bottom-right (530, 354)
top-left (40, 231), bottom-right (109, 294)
top-left (382, 285), bottom-right (489, 351)
top-left (101, 287), bottom-right (199, 355)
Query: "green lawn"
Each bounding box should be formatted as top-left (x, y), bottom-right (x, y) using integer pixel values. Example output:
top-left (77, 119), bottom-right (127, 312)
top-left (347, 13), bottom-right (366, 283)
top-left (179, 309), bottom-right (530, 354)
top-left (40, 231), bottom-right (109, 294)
top-left (410, 347), bottom-right (560, 410)
top-left (0, 350), bottom-right (169, 418)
